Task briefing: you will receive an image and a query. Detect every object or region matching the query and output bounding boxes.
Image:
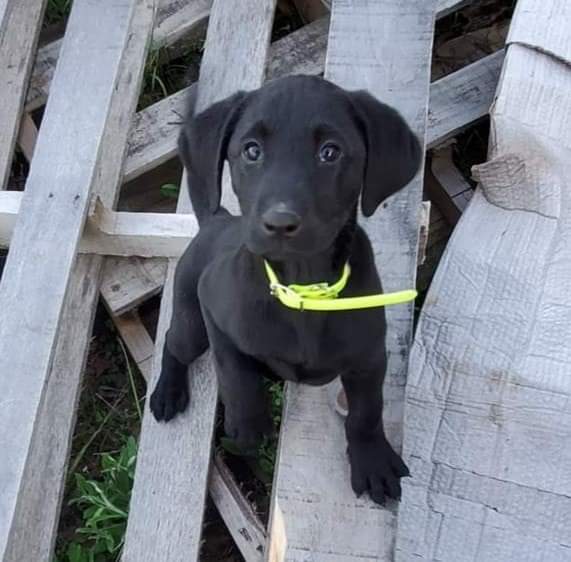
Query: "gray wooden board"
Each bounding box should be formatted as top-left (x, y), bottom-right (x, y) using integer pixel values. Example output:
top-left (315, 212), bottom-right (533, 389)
top-left (427, 50), bottom-right (504, 148)
top-left (25, 0), bottom-right (210, 113)
top-left (397, 0), bottom-right (571, 560)
top-left (122, 2), bottom-right (276, 560)
top-left (3, 258), bottom-right (103, 562)
top-left (266, 1), bottom-right (436, 560)
top-left (102, 256), bottom-right (167, 315)
top-left (0, 1), bottom-right (153, 559)
top-left (124, 2), bottom-right (488, 185)
top-left (114, 312), bottom-right (267, 561)
top-left (0, 0), bottom-right (47, 189)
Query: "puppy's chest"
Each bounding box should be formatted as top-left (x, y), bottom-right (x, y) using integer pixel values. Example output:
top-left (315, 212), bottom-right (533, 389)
top-left (238, 308), bottom-right (374, 380)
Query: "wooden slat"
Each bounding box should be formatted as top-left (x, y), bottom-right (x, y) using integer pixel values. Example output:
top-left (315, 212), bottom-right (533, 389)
top-left (267, 1), bottom-right (436, 560)
top-left (16, 113), bottom-right (39, 163)
top-left (0, 193), bottom-right (198, 257)
top-left (25, 0), bottom-right (211, 113)
top-left (113, 311), bottom-right (267, 562)
top-left (425, 145), bottom-right (473, 225)
top-left (102, 257), bottom-right (166, 315)
top-left (427, 50), bottom-right (504, 148)
top-left (295, 0), bottom-right (470, 18)
top-left (435, 0), bottom-right (471, 18)
top-left (0, 1), bottom-right (155, 559)
top-left (125, 11), bottom-right (496, 186)
top-left (398, 0), bottom-right (571, 558)
top-left (0, 0), bottom-right (47, 189)
top-left (122, 2), bottom-right (276, 560)
top-left (210, 454), bottom-right (267, 562)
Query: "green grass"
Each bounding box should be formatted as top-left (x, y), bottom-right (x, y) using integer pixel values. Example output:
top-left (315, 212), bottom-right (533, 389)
top-left (45, 0), bottom-right (72, 27)
top-left (138, 42), bottom-right (203, 110)
top-left (55, 438), bottom-right (137, 562)
top-left (54, 318), bottom-right (145, 562)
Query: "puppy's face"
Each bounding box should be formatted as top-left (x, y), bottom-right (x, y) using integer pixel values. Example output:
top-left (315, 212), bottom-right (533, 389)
top-left (179, 76), bottom-right (421, 260)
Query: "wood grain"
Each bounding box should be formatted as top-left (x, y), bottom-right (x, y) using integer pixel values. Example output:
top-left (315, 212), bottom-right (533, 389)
top-left (0, 1), bottom-right (155, 560)
top-left (114, 311), bottom-right (267, 561)
top-left (398, 0), bottom-right (571, 559)
top-left (425, 145), bottom-right (473, 225)
top-left (25, 0), bottom-right (211, 113)
top-left (0, 0), bottom-right (47, 189)
top-left (267, 1), bottom-right (436, 559)
top-left (427, 50), bottom-right (504, 148)
top-left (122, 2), bottom-right (276, 560)
top-left (0, 193), bottom-right (198, 257)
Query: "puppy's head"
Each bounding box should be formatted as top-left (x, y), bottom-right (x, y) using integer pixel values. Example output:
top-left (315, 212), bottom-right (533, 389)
top-left (179, 75), bottom-right (421, 260)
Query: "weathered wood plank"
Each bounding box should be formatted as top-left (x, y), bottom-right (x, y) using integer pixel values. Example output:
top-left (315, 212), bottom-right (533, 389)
top-left (0, 1), bottom-right (155, 560)
top-left (435, 0), bottom-right (471, 18)
top-left (122, 2), bottom-right (276, 560)
top-left (310, 0), bottom-right (470, 18)
top-left (267, 1), bottom-right (436, 560)
top-left (427, 50), bottom-right (504, 148)
top-left (0, 0), bottom-right (47, 189)
top-left (210, 454), bottom-right (267, 562)
top-left (0, 193), bottom-right (198, 257)
top-left (113, 311), bottom-right (267, 561)
top-left (16, 113), bottom-right (38, 163)
top-left (25, 0), bottom-right (211, 113)
top-left (425, 145), bottom-right (473, 225)
top-left (125, 20), bottom-right (500, 186)
top-left (102, 257), bottom-right (166, 315)
top-left (397, 0), bottom-right (571, 559)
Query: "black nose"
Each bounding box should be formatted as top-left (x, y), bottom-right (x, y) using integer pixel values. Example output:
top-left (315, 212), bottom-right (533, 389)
top-left (262, 208), bottom-right (301, 237)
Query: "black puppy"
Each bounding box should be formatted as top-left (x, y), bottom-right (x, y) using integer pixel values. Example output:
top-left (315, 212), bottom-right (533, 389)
top-left (150, 75), bottom-right (420, 505)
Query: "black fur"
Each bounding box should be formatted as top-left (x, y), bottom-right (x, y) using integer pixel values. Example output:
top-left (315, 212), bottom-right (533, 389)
top-left (150, 75), bottom-right (420, 505)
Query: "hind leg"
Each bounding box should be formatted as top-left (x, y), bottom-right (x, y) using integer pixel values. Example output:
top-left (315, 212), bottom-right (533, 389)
top-left (150, 252), bottom-right (208, 422)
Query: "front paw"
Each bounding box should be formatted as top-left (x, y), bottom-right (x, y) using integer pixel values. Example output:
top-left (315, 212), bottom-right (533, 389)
top-left (347, 435), bottom-right (410, 505)
top-left (150, 370), bottom-right (190, 422)
top-left (224, 412), bottom-right (274, 452)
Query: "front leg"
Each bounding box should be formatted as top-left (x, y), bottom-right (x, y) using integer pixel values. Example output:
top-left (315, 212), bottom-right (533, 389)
top-left (205, 313), bottom-right (273, 452)
top-left (342, 369), bottom-right (409, 505)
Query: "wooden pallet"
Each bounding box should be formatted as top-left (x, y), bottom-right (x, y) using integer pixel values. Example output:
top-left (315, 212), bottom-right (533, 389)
top-left (400, 1), bottom-right (571, 559)
top-left (0, 0), bottom-right (526, 561)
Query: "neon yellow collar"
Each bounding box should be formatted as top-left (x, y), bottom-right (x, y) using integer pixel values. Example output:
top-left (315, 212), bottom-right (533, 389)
top-left (264, 260), bottom-right (417, 312)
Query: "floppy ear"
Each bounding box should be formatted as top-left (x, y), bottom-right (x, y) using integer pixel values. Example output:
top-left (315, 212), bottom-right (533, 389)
top-left (348, 91), bottom-right (422, 217)
top-left (178, 89), bottom-right (247, 221)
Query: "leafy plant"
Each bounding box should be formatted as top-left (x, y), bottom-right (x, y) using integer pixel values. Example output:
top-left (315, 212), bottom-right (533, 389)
top-left (45, 0), bottom-right (72, 26)
top-left (55, 437), bottom-right (137, 562)
top-left (160, 183), bottom-right (180, 199)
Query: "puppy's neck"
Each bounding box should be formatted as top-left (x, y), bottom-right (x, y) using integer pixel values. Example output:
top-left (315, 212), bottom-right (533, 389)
top-left (266, 211), bottom-right (357, 286)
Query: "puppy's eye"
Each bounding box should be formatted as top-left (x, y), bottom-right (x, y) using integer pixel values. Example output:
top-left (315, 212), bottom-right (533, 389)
top-left (242, 141), bottom-right (263, 163)
top-left (319, 142), bottom-right (341, 163)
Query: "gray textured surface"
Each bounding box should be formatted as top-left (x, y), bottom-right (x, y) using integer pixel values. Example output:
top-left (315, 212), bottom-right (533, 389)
top-left (267, 0), bottom-right (436, 560)
top-left (122, 2), bottom-right (276, 560)
top-left (398, 0), bottom-right (571, 559)
top-left (0, 1), bottom-right (153, 560)
top-left (0, 0), bottom-right (46, 188)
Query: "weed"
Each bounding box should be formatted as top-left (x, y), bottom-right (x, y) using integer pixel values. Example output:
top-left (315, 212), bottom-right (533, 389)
top-left (55, 437), bottom-right (137, 562)
top-left (45, 0), bottom-right (72, 27)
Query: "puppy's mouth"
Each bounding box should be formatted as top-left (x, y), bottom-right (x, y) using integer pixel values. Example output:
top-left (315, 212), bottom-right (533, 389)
top-left (245, 227), bottom-right (339, 261)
